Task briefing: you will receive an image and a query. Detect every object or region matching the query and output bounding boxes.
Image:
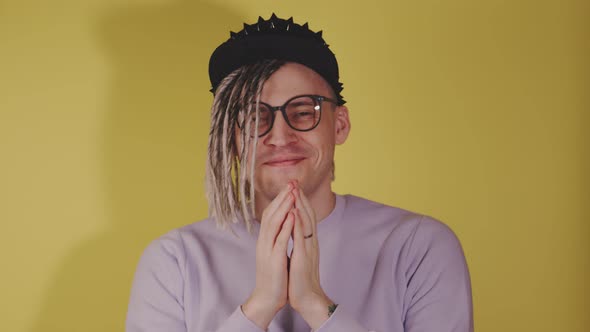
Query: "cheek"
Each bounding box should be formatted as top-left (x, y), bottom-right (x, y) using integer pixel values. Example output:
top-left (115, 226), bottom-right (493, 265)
top-left (234, 132), bottom-right (258, 160)
top-left (309, 139), bottom-right (335, 166)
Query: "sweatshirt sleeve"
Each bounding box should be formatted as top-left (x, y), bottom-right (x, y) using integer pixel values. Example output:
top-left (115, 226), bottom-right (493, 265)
top-left (312, 215), bottom-right (472, 332)
top-left (312, 305), bottom-right (374, 332)
top-left (402, 216), bottom-right (474, 332)
top-left (125, 233), bottom-right (188, 332)
top-left (125, 232), bottom-right (265, 332)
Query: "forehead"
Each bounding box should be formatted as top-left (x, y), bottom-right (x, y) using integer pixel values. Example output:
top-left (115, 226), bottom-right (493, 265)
top-left (260, 62), bottom-right (333, 105)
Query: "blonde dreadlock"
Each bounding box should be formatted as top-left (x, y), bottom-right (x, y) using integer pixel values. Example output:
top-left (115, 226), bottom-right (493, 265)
top-left (206, 59), bottom-right (285, 233)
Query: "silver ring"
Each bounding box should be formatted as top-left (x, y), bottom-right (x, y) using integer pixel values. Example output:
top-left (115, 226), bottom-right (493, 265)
top-left (304, 233), bottom-right (313, 239)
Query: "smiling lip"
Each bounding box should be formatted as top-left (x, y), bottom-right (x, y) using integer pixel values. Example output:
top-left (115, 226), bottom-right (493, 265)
top-left (264, 158), bottom-right (305, 167)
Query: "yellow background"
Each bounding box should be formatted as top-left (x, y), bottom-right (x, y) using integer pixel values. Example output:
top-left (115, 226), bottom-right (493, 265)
top-left (1, 0), bottom-right (588, 331)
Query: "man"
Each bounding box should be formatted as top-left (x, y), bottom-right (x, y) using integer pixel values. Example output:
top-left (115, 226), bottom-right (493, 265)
top-left (126, 14), bottom-right (473, 332)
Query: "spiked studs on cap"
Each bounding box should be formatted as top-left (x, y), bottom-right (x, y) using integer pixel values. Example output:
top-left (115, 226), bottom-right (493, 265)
top-left (209, 13), bottom-right (345, 105)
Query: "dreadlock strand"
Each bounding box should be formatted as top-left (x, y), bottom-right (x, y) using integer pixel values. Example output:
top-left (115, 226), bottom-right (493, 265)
top-left (207, 69), bottom-right (240, 227)
top-left (206, 59), bottom-right (285, 232)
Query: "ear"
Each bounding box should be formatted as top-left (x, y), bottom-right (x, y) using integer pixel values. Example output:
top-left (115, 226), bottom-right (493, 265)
top-left (333, 105), bottom-right (351, 145)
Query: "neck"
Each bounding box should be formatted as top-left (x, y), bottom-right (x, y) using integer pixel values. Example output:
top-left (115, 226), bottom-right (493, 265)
top-left (254, 184), bottom-right (336, 223)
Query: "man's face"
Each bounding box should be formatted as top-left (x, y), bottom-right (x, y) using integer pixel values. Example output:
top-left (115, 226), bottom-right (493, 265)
top-left (236, 62), bottom-right (350, 201)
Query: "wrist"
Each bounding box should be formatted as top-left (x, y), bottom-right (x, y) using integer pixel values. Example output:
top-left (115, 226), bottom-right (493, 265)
top-left (295, 294), bottom-right (335, 330)
top-left (242, 295), bottom-right (281, 330)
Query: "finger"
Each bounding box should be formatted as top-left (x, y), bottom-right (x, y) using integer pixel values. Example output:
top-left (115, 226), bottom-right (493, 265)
top-left (262, 182), bottom-right (293, 221)
top-left (298, 190), bottom-right (319, 251)
top-left (298, 189), bottom-right (315, 222)
top-left (292, 208), bottom-right (305, 255)
top-left (274, 211), bottom-right (294, 256)
top-left (259, 182), bottom-right (294, 243)
top-left (294, 188), bottom-right (313, 244)
top-left (293, 187), bottom-right (309, 221)
top-left (265, 192), bottom-right (295, 250)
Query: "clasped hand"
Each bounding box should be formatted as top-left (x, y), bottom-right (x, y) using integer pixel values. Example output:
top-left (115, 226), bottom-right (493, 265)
top-left (243, 180), bottom-right (333, 330)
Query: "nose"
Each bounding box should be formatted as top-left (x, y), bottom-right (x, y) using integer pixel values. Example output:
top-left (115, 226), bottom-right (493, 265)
top-left (263, 111), bottom-right (297, 146)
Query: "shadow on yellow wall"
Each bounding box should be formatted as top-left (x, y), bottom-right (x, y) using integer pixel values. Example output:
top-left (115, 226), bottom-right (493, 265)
top-left (12, 1), bottom-right (587, 331)
top-left (30, 1), bottom-right (235, 330)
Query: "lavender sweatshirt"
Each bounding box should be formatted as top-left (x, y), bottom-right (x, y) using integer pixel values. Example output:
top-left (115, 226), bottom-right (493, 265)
top-left (126, 194), bottom-right (473, 332)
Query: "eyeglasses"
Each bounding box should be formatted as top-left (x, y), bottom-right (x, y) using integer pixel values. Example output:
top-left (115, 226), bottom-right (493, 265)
top-left (238, 94), bottom-right (338, 137)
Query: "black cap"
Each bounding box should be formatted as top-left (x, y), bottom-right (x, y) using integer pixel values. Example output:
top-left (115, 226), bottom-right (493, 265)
top-left (208, 14), bottom-right (345, 105)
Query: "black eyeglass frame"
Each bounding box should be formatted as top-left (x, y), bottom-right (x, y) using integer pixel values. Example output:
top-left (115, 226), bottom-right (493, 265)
top-left (238, 94), bottom-right (338, 137)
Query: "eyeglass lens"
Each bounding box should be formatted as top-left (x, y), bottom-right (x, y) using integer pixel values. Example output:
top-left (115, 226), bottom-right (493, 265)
top-left (248, 96), bottom-right (321, 135)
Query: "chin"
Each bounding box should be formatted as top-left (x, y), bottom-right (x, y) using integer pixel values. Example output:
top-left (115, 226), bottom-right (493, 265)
top-left (258, 176), bottom-right (301, 197)
top-left (271, 177), bottom-right (296, 190)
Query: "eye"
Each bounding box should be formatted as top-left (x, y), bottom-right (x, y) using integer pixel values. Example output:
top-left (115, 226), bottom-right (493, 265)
top-left (293, 111), bottom-right (315, 118)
